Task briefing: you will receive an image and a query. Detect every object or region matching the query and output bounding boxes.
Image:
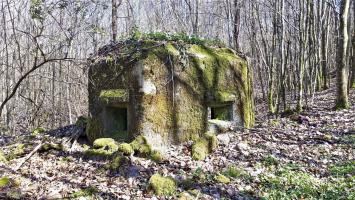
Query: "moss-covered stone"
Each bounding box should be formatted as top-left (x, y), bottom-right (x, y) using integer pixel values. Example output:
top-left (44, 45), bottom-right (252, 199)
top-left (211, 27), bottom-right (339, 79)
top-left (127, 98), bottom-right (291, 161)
top-left (130, 135), bottom-right (151, 156)
top-left (93, 138), bottom-right (118, 150)
top-left (191, 132), bottom-right (218, 161)
top-left (191, 138), bottom-right (209, 161)
top-left (31, 127), bottom-right (45, 135)
top-left (0, 177), bottom-right (10, 187)
top-left (40, 143), bottom-right (63, 152)
top-left (106, 155), bottom-right (130, 170)
top-left (204, 132), bottom-right (218, 151)
top-left (214, 173), bottom-right (231, 184)
top-left (13, 144), bottom-right (25, 156)
top-left (7, 144), bottom-right (26, 160)
top-left (149, 173), bottom-right (177, 196)
top-left (150, 150), bottom-right (164, 162)
top-left (85, 138), bottom-right (119, 157)
top-left (118, 143), bottom-right (134, 155)
top-left (85, 149), bottom-right (110, 157)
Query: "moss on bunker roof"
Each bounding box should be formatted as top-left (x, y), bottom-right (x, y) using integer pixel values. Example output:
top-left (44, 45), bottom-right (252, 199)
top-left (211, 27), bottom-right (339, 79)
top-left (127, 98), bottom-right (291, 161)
top-left (89, 32), bottom-right (246, 63)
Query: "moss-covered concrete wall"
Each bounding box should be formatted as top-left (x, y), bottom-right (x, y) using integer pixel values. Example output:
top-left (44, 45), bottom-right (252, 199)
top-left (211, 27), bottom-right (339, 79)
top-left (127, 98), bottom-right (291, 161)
top-left (87, 40), bottom-right (254, 151)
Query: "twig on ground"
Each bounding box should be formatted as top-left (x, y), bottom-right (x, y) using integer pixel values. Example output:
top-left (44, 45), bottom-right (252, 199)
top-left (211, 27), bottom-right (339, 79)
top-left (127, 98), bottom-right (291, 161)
top-left (14, 141), bottom-right (43, 171)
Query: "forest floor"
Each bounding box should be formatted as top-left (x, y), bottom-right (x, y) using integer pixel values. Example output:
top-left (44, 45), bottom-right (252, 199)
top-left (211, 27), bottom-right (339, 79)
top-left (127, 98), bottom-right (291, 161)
top-left (0, 86), bottom-right (354, 200)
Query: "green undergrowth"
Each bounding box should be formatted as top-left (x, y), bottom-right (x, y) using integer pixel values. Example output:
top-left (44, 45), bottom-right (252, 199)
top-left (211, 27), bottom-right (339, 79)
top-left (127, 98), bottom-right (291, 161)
top-left (259, 166), bottom-right (354, 199)
top-left (216, 162), bottom-right (354, 199)
top-left (223, 165), bottom-right (252, 181)
top-left (329, 161), bottom-right (355, 177)
top-left (262, 154), bottom-right (279, 167)
top-left (341, 134), bottom-right (355, 144)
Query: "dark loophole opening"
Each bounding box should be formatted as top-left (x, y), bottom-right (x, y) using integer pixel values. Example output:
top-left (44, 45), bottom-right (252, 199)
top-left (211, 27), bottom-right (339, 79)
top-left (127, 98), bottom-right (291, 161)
top-left (104, 106), bottom-right (129, 141)
top-left (210, 104), bottom-right (233, 121)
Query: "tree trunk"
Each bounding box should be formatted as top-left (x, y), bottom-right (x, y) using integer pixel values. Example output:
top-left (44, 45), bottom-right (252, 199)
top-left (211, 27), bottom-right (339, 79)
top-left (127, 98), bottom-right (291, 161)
top-left (233, 0), bottom-right (241, 51)
top-left (335, 0), bottom-right (350, 109)
top-left (112, 0), bottom-right (118, 42)
top-left (351, 1), bottom-right (355, 89)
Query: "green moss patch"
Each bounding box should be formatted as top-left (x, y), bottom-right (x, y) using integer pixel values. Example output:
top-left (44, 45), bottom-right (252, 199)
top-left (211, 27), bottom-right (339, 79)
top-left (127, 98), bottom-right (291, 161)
top-left (214, 173), bottom-right (231, 184)
top-left (204, 132), bottom-right (218, 151)
top-left (130, 135), bottom-right (151, 156)
top-left (130, 30), bottom-right (224, 47)
top-left (106, 155), bottom-right (130, 171)
top-left (71, 186), bottom-right (99, 198)
top-left (118, 143), bottom-right (134, 155)
top-left (99, 89), bottom-right (128, 103)
top-left (85, 138), bottom-right (118, 157)
top-left (149, 173), bottom-right (177, 196)
top-left (6, 144), bottom-right (26, 160)
top-left (40, 143), bottom-right (63, 152)
top-left (0, 177), bottom-right (10, 187)
top-left (191, 138), bottom-right (209, 161)
top-left (93, 138), bottom-right (118, 150)
top-left (31, 127), bottom-right (45, 135)
top-left (191, 132), bottom-right (218, 160)
top-left (150, 150), bottom-right (164, 162)
top-left (128, 135), bottom-right (164, 162)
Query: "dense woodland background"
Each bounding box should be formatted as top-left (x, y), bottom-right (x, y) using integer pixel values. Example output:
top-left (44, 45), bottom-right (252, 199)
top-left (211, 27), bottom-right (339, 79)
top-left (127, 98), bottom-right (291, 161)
top-left (0, 0), bottom-right (354, 134)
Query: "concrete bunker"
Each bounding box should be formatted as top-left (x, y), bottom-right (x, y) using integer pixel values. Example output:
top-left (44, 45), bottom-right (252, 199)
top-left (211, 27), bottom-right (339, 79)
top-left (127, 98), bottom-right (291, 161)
top-left (87, 38), bottom-right (254, 152)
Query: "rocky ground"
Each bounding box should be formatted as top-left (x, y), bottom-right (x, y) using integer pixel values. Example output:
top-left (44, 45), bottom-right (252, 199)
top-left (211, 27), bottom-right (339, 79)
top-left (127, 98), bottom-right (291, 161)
top-left (0, 86), bottom-right (354, 200)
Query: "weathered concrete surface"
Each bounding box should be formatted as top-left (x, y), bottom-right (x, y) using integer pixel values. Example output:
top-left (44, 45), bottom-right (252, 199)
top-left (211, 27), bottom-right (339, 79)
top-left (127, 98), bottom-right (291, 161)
top-left (87, 40), bottom-right (254, 152)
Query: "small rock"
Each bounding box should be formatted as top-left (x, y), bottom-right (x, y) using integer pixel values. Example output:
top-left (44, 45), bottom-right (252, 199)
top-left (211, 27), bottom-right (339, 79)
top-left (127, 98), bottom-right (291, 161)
top-left (217, 134), bottom-right (231, 145)
top-left (237, 142), bottom-right (249, 150)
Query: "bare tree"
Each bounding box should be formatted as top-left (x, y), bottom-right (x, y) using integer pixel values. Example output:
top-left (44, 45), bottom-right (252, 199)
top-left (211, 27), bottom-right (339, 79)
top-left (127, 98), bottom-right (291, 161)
top-left (335, 0), bottom-right (351, 109)
top-left (233, 0), bottom-right (241, 51)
